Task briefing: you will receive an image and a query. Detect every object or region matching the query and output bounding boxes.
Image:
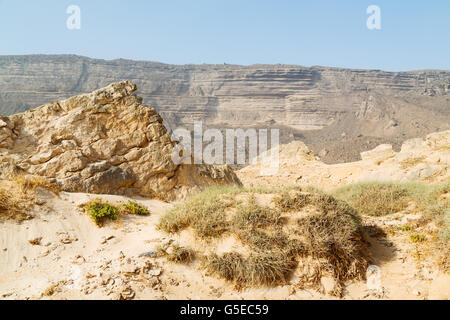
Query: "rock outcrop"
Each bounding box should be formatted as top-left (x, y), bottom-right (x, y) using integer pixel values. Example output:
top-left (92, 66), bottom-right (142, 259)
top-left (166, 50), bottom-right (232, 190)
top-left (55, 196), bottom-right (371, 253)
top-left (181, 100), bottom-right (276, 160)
top-left (237, 130), bottom-right (450, 189)
top-left (0, 81), bottom-right (240, 200)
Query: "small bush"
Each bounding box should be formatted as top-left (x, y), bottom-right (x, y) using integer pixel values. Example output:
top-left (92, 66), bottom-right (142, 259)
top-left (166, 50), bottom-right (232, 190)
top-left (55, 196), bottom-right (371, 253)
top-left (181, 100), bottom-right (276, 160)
top-left (161, 244), bottom-right (195, 264)
top-left (273, 190), bottom-right (311, 212)
top-left (203, 252), bottom-right (297, 287)
top-left (333, 182), bottom-right (411, 216)
top-left (12, 174), bottom-right (61, 195)
top-left (232, 195), bottom-right (281, 230)
top-left (157, 186), bottom-right (235, 237)
top-left (120, 200), bottom-right (150, 216)
top-left (410, 234), bottom-right (427, 243)
top-left (83, 199), bottom-right (119, 227)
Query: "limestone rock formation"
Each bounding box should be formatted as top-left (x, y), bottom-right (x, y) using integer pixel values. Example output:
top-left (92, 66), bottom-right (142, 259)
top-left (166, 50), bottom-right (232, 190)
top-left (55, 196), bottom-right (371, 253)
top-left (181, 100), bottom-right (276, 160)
top-left (0, 81), bottom-right (240, 200)
top-left (237, 130), bottom-right (450, 189)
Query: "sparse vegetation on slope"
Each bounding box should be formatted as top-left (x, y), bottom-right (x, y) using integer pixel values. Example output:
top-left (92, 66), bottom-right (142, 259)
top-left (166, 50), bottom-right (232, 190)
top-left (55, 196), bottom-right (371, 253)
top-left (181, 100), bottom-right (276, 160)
top-left (333, 181), bottom-right (450, 241)
top-left (84, 199), bottom-right (120, 227)
top-left (158, 244), bottom-right (196, 264)
top-left (158, 186), bottom-right (370, 296)
top-left (12, 174), bottom-right (61, 195)
top-left (120, 200), bottom-right (150, 216)
top-left (0, 174), bottom-right (61, 221)
top-left (82, 199), bottom-right (150, 227)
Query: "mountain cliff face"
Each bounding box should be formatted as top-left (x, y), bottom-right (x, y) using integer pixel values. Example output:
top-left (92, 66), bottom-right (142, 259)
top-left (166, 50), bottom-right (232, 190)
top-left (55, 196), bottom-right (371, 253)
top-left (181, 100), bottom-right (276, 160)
top-left (1, 55), bottom-right (449, 163)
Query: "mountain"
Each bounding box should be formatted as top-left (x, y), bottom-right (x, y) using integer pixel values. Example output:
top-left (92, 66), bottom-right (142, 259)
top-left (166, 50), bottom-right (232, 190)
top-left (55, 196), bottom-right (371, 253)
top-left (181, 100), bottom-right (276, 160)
top-left (0, 54), bottom-right (449, 163)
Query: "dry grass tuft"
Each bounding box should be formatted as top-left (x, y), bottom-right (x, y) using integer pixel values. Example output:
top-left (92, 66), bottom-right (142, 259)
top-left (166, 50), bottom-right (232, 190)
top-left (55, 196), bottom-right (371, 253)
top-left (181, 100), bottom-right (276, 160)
top-left (157, 186), bottom-right (237, 237)
top-left (0, 174), bottom-right (62, 221)
top-left (232, 195), bottom-right (281, 230)
top-left (295, 205), bottom-right (369, 293)
top-left (0, 187), bottom-right (28, 221)
top-left (159, 244), bottom-right (196, 264)
top-left (273, 189), bottom-right (311, 212)
top-left (12, 174), bottom-right (61, 195)
top-left (158, 186), bottom-right (370, 296)
top-left (334, 181), bottom-right (450, 241)
top-left (203, 252), bottom-right (297, 287)
top-left (333, 182), bottom-right (410, 216)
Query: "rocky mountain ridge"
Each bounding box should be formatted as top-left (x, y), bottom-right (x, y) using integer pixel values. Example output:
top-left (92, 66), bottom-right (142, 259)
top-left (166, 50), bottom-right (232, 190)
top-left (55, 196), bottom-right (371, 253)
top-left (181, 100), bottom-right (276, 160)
top-left (1, 55), bottom-right (449, 163)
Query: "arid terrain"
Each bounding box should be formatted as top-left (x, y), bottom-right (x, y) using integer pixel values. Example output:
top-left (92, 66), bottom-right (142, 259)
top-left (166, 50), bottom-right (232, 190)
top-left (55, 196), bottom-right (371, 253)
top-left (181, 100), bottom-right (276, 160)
top-left (0, 82), bottom-right (449, 300)
top-left (1, 55), bottom-right (449, 163)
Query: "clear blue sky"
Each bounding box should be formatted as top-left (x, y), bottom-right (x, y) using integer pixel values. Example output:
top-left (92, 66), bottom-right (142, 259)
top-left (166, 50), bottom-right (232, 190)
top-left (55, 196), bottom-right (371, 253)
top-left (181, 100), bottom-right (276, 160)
top-left (0, 0), bottom-right (449, 71)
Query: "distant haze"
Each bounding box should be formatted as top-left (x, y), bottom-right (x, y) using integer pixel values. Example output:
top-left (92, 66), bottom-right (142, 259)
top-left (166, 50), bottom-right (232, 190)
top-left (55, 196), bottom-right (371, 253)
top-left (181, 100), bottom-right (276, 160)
top-left (0, 0), bottom-right (449, 71)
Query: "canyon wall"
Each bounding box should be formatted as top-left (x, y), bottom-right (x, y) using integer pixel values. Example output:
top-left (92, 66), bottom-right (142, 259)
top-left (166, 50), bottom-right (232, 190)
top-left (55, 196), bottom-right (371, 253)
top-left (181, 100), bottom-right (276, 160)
top-left (1, 55), bottom-right (449, 162)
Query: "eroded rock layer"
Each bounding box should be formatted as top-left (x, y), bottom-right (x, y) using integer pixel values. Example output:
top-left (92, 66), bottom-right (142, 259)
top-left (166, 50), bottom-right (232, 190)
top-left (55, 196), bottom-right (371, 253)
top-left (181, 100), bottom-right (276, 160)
top-left (0, 81), bottom-right (240, 200)
top-left (237, 130), bottom-right (450, 189)
top-left (1, 55), bottom-right (449, 163)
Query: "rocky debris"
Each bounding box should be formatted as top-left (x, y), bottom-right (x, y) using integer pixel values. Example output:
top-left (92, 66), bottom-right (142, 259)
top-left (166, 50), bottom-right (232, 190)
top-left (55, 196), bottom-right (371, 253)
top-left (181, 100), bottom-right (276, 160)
top-left (73, 253), bottom-right (164, 300)
top-left (118, 287), bottom-right (135, 300)
top-left (28, 237), bottom-right (42, 246)
top-left (238, 130), bottom-right (450, 188)
top-left (360, 144), bottom-right (395, 162)
top-left (138, 251), bottom-right (158, 258)
top-left (100, 235), bottom-right (115, 245)
top-left (0, 81), bottom-right (241, 200)
top-left (58, 233), bottom-right (78, 245)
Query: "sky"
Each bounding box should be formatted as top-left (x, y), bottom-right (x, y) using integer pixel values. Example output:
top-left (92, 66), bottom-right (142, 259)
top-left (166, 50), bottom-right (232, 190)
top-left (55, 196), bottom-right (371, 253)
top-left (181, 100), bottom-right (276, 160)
top-left (0, 0), bottom-right (449, 71)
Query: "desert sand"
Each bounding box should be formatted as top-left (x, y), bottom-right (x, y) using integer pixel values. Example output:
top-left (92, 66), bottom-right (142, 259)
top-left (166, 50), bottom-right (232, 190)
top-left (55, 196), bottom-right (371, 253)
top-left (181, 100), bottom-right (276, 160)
top-left (0, 187), bottom-right (448, 300)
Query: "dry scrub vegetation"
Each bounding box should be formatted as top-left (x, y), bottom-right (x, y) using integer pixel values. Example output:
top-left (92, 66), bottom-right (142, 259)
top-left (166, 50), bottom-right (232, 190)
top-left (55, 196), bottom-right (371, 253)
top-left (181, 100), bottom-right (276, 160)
top-left (333, 181), bottom-right (450, 241)
top-left (0, 174), bottom-right (60, 221)
top-left (158, 182), bottom-right (449, 295)
top-left (157, 244), bottom-right (196, 264)
top-left (158, 186), bottom-right (370, 296)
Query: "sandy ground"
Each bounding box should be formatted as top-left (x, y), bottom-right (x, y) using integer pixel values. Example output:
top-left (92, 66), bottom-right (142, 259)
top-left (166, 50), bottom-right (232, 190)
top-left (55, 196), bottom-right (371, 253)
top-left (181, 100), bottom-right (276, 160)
top-left (0, 189), bottom-right (448, 300)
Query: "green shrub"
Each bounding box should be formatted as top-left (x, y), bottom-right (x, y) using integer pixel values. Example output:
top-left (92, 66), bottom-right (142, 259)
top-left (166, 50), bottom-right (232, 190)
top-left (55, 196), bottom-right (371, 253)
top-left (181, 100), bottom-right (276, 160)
top-left (84, 199), bottom-right (119, 227)
top-left (410, 234), bottom-right (427, 243)
top-left (120, 200), bottom-right (150, 216)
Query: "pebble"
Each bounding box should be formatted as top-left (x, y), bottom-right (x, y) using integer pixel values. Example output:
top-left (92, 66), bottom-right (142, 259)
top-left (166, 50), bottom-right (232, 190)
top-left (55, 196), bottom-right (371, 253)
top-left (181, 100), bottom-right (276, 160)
top-left (148, 269), bottom-right (162, 277)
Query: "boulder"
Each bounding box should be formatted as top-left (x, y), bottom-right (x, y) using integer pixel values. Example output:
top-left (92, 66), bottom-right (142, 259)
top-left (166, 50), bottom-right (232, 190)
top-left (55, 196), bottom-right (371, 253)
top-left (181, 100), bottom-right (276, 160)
top-left (0, 81), bottom-right (241, 200)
